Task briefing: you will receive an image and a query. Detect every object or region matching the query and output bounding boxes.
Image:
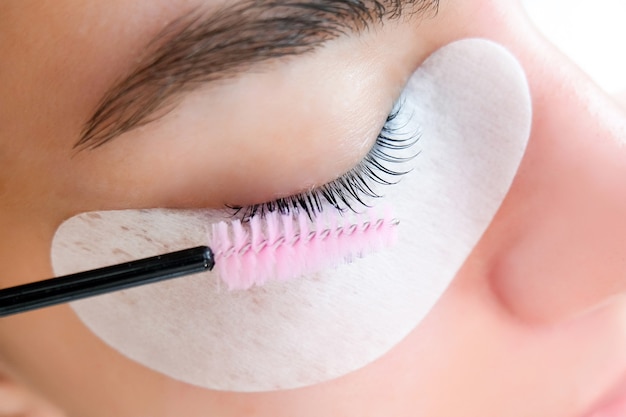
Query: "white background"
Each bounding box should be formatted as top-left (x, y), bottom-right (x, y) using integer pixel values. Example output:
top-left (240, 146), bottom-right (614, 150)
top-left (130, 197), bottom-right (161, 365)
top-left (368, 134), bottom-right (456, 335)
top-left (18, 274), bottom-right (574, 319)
top-left (523, 0), bottom-right (626, 96)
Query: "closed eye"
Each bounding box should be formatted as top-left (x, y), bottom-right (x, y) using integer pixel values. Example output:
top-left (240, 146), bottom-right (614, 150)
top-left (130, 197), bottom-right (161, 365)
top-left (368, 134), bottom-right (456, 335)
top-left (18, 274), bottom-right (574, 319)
top-left (229, 99), bottom-right (419, 220)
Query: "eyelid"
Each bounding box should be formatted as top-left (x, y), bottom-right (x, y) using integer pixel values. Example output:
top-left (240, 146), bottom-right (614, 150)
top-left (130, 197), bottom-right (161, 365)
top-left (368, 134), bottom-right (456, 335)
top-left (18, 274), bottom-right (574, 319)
top-left (230, 99), bottom-right (419, 220)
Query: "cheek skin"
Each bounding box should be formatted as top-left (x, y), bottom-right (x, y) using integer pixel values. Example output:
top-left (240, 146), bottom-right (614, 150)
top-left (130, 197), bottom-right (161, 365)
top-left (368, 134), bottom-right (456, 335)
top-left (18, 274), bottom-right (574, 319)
top-left (61, 24), bottom-right (423, 212)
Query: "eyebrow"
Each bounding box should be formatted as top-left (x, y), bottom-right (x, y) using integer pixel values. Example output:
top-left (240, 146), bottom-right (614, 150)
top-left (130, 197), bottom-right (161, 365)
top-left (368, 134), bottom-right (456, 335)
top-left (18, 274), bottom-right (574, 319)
top-left (76, 0), bottom-right (439, 149)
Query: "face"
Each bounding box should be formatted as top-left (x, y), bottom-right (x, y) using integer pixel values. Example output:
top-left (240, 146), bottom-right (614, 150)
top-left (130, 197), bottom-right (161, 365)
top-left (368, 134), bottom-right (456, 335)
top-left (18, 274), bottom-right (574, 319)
top-left (1, 1), bottom-right (626, 416)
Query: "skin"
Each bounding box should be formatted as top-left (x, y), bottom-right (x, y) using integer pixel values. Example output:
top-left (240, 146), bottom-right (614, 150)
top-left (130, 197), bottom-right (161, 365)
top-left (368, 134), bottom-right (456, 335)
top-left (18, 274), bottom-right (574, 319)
top-left (1, 0), bottom-right (626, 416)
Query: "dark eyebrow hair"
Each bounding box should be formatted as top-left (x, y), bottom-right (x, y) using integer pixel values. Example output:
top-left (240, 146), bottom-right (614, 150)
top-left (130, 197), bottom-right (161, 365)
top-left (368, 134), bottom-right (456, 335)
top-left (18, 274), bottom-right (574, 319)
top-left (76, 0), bottom-right (439, 150)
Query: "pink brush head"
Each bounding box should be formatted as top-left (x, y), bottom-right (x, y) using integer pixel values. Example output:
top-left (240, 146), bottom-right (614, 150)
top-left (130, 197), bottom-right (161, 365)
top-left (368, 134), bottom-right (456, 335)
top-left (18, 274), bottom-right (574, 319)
top-left (209, 206), bottom-right (398, 290)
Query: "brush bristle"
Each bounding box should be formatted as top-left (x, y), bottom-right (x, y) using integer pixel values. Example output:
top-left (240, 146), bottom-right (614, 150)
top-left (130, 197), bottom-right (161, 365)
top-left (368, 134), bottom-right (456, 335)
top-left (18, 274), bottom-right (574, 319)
top-left (209, 207), bottom-right (398, 290)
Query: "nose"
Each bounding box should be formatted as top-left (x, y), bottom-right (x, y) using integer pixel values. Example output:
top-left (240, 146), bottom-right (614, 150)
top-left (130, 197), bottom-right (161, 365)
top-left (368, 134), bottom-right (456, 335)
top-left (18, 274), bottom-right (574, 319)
top-left (485, 24), bottom-right (626, 322)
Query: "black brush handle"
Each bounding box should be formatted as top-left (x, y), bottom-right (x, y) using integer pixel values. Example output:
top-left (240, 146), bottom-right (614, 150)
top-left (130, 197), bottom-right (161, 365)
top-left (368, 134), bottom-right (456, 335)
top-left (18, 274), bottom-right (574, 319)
top-left (0, 246), bottom-right (214, 318)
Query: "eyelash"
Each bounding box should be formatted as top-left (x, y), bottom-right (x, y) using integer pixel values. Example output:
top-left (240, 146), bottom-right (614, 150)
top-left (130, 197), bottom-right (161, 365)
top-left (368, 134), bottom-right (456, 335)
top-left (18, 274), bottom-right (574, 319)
top-left (230, 101), bottom-right (418, 220)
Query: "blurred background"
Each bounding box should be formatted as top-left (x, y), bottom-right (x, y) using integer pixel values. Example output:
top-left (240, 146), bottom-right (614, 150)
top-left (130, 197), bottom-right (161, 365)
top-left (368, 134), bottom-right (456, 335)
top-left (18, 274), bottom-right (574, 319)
top-left (522, 0), bottom-right (626, 98)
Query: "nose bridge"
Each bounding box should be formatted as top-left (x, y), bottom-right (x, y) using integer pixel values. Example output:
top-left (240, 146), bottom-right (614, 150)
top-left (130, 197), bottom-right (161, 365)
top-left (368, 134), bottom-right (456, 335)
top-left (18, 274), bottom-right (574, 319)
top-left (485, 39), bottom-right (626, 323)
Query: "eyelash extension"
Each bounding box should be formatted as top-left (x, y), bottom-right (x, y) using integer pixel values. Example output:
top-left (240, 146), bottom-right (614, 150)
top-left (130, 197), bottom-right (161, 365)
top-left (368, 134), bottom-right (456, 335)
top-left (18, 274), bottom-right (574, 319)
top-left (230, 101), bottom-right (419, 220)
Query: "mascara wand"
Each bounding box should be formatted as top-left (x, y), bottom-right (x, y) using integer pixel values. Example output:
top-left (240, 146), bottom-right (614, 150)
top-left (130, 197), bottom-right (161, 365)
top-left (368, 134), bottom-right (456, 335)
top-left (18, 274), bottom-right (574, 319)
top-left (0, 206), bottom-right (398, 318)
top-left (0, 246), bottom-right (214, 318)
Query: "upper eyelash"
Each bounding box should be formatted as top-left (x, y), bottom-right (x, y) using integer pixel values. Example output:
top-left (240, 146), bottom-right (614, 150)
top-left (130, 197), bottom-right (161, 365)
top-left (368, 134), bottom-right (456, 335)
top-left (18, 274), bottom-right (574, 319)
top-left (230, 101), bottom-right (419, 220)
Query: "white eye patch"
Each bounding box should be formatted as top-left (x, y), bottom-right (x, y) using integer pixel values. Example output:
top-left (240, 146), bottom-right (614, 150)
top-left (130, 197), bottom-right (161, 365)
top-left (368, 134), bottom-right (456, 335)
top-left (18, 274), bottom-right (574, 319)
top-left (51, 39), bottom-right (531, 392)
